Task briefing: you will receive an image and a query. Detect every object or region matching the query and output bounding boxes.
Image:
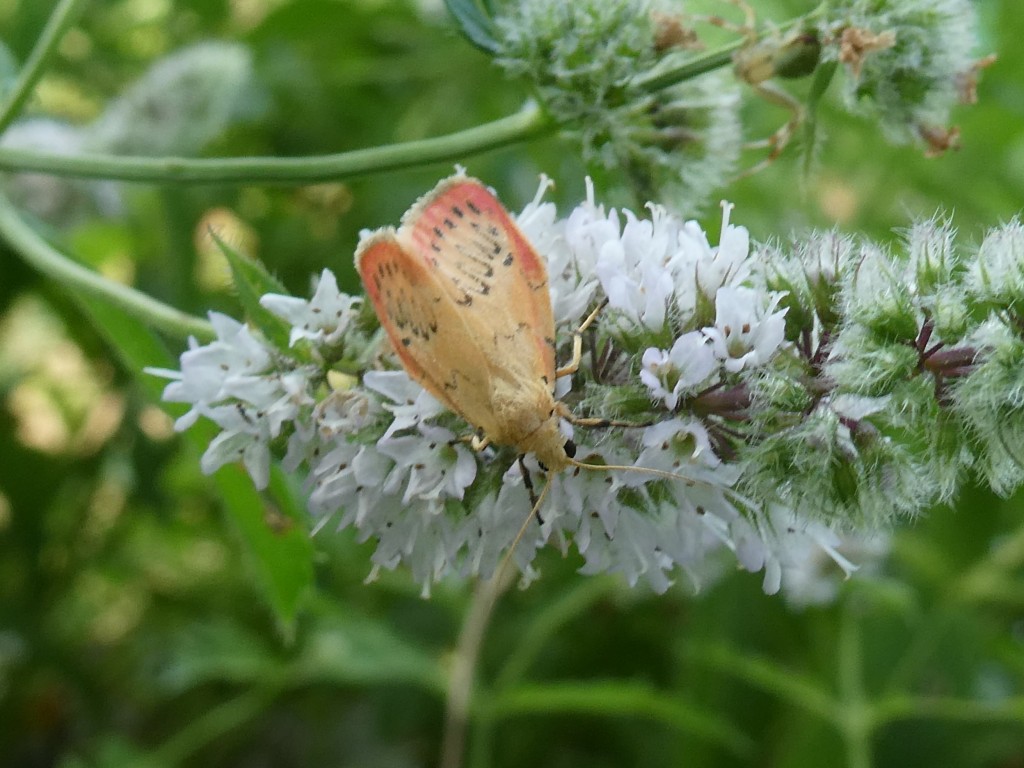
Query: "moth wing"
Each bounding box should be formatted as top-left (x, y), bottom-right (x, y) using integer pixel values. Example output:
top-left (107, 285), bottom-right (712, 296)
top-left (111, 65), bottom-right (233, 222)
top-left (355, 230), bottom-right (502, 434)
top-left (398, 176), bottom-right (557, 386)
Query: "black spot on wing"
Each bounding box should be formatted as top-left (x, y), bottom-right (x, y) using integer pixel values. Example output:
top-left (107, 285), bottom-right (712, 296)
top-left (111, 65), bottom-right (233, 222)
top-left (422, 204), bottom-right (508, 300)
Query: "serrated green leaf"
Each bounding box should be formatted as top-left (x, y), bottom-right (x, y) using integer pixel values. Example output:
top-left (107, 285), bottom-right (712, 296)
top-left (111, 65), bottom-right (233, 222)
top-left (213, 233), bottom-right (293, 351)
top-left (158, 609), bottom-right (444, 695)
top-left (290, 608), bottom-right (446, 693)
top-left (209, 459), bottom-right (314, 640)
top-left (444, 0), bottom-right (501, 53)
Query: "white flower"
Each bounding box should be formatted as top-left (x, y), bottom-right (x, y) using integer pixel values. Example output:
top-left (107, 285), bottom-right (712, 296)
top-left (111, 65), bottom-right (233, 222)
top-left (309, 442), bottom-right (391, 528)
top-left (153, 313), bottom-right (274, 430)
top-left (377, 424), bottom-right (477, 507)
top-left (672, 202), bottom-right (752, 323)
top-left (261, 269), bottom-right (362, 348)
top-left (640, 332), bottom-right (717, 410)
top-left (363, 370), bottom-right (446, 438)
top-left (199, 409), bottom-right (272, 488)
top-left (703, 286), bottom-right (788, 372)
top-left (594, 209), bottom-right (678, 332)
top-left (148, 313), bottom-right (317, 489)
top-left (755, 506), bottom-right (869, 598)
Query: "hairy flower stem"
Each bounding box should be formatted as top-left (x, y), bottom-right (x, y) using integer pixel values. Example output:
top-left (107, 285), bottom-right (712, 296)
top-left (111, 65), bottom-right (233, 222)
top-left (0, 104), bottom-right (552, 184)
top-left (0, 19), bottom-right (795, 186)
top-left (439, 572), bottom-right (513, 768)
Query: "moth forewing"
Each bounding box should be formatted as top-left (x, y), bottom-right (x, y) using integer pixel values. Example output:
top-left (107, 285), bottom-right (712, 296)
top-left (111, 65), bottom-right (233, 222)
top-left (355, 227), bottom-right (496, 429)
top-left (356, 175), bottom-right (570, 470)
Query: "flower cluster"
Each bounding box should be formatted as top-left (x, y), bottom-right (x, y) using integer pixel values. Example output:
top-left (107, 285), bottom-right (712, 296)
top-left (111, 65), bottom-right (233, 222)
top-left (818, 0), bottom-right (981, 153)
top-left (153, 176), bottom-right (893, 598)
top-left (485, 0), bottom-right (985, 204)
top-left (156, 176), bottom-right (1024, 601)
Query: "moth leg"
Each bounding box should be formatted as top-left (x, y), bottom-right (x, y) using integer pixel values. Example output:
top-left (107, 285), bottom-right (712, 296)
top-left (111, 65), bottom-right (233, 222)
top-left (517, 455), bottom-right (542, 520)
top-left (567, 413), bottom-right (656, 430)
top-left (736, 82), bottom-right (804, 179)
top-left (555, 298), bottom-right (609, 378)
top-left (555, 401), bottom-right (653, 430)
top-left (470, 433), bottom-right (492, 452)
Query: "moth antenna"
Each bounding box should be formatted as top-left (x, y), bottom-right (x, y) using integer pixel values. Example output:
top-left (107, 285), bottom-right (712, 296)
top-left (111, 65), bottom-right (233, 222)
top-left (569, 456), bottom-right (702, 485)
top-left (568, 456), bottom-right (757, 509)
top-left (492, 471), bottom-right (554, 589)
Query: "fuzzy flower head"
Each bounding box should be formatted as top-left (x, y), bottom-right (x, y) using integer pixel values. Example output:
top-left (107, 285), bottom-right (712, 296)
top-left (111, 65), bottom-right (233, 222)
top-left (818, 0), bottom-right (981, 153)
top-left (492, 0), bottom-right (740, 214)
top-left (85, 41), bottom-right (267, 157)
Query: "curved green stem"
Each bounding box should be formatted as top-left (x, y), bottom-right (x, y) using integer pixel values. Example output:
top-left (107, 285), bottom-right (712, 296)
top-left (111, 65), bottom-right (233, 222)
top-left (0, 194), bottom-right (214, 341)
top-left (487, 680), bottom-right (753, 758)
top-left (149, 685), bottom-right (281, 766)
top-left (0, 103), bottom-right (553, 184)
top-left (0, 0), bottom-right (91, 134)
top-left (634, 40), bottom-right (743, 93)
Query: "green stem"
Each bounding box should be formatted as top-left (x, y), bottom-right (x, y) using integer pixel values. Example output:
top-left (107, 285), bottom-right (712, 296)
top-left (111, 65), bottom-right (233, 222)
top-left (0, 0), bottom-right (91, 134)
top-left (148, 685), bottom-right (280, 765)
top-left (0, 24), bottom-right (763, 187)
top-left (837, 605), bottom-right (873, 768)
top-left (439, 573), bottom-right (511, 768)
top-left (875, 694), bottom-right (1024, 726)
top-left (0, 194), bottom-right (214, 341)
top-left (634, 40), bottom-right (743, 93)
top-left (0, 103), bottom-right (553, 184)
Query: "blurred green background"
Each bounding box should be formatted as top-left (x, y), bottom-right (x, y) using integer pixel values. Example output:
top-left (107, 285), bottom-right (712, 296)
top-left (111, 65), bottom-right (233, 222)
top-left (1, 0), bottom-right (1023, 766)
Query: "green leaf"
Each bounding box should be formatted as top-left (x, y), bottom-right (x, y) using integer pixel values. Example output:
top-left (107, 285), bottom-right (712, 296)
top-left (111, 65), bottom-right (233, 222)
top-left (208, 458), bottom-right (314, 640)
top-left (290, 606), bottom-right (445, 693)
top-left (489, 680), bottom-right (753, 758)
top-left (444, 0), bottom-right (501, 53)
top-left (59, 736), bottom-right (170, 768)
top-left (158, 608), bottom-right (444, 695)
top-left (214, 232), bottom-right (293, 351)
top-left (156, 619), bottom-right (286, 692)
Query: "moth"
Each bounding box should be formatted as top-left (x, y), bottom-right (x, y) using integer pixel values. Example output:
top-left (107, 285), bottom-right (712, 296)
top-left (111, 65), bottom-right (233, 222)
top-left (355, 173), bottom-right (585, 474)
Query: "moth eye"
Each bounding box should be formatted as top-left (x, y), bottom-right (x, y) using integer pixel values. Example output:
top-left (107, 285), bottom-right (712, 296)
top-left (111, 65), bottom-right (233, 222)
top-left (563, 439), bottom-right (577, 459)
